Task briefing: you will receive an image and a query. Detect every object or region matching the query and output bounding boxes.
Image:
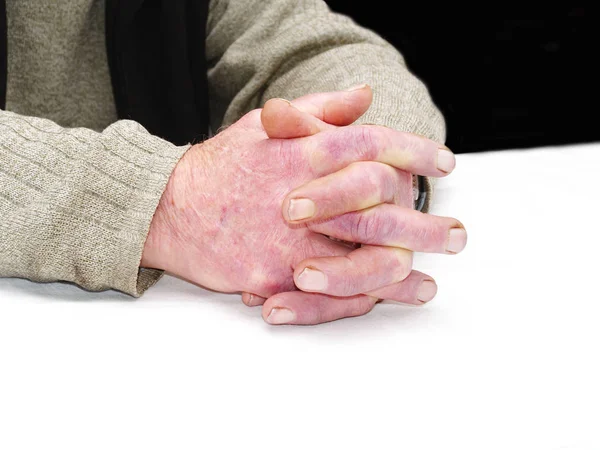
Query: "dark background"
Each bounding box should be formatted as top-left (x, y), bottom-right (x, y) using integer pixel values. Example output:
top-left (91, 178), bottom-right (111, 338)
top-left (325, 2), bottom-right (598, 153)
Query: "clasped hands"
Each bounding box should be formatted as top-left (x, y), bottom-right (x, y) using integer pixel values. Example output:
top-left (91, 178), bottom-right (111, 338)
top-left (141, 85), bottom-right (467, 325)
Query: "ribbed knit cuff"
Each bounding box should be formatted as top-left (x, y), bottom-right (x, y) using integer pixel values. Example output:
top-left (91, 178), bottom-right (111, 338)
top-left (93, 122), bottom-right (191, 297)
top-left (0, 111), bottom-right (190, 297)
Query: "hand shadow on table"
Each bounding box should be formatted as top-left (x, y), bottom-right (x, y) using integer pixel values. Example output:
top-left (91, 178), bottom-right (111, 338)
top-left (161, 274), bottom-right (438, 341)
top-left (0, 274), bottom-right (435, 341)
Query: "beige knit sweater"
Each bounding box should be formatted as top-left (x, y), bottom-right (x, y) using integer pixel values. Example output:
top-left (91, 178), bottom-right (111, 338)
top-left (0, 0), bottom-right (445, 297)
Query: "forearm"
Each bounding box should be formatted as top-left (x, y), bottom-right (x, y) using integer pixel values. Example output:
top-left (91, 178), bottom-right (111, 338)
top-left (0, 110), bottom-right (189, 296)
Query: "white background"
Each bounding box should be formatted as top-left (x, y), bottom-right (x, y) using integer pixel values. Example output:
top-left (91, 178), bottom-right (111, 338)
top-left (1, 144), bottom-right (599, 450)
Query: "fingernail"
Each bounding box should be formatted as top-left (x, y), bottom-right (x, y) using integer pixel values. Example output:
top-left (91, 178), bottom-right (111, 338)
top-left (437, 149), bottom-right (456, 173)
top-left (246, 294), bottom-right (255, 306)
top-left (346, 83), bottom-right (368, 91)
top-left (267, 307), bottom-right (296, 325)
top-left (277, 98), bottom-right (296, 108)
top-left (288, 198), bottom-right (316, 221)
top-left (417, 280), bottom-right (438, 303)
top-left (296, 267), bottom-right (327, 292)
top-left (446, 228), bottom-right (467, 254)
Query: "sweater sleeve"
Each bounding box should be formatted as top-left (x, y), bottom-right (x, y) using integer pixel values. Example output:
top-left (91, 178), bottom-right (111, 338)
top-left (206, 0), bottom-right (445, 211)
top-left (0, 109), bottom-right (189, 296)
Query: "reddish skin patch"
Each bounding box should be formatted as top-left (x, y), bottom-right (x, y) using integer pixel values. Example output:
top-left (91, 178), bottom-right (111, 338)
top-left (142, 110), bottom-right (357, 297)
top-left (310, 204), bottom-right (456, 253)
top-left (315, 127), bottom-right (379, 171)
top-left (219, 206), bottom-right (228, 226)
top-left (312, 209), bottom-right (404, 246)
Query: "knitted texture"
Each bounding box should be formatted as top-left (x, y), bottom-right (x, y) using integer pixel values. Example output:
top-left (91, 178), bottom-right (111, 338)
top-left (0, 112), bottom-right (189, 295)
top-left (1, 0), bottom-right (445, 295)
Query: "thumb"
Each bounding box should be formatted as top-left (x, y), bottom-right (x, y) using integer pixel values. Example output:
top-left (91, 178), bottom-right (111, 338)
top-left (261, 84), bottom-right (373, 139)
top-left (246, 85), bottom-right (374, 307)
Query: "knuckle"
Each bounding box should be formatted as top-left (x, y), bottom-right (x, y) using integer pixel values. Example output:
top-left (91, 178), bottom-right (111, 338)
top-left (353, 126), bottom-right (379, 160)
top-left (347, 296), bottom-right (377, 318)
top-left (341, 276), bottom-right (362, 297)
top-left (414, 221), bottom-right (435, 240)
top-left (351, 210), bottom-right (397, 244)
top-left (314, 300), bottom-right (326, 324)
top-left (403, 131), bottom-right (427, 153)
top-left (392, 249), bottom-right (413, 280)
top-left (376, 163), bottom-right (406, 202)
top-left (275, 139), bottom-right (305, 175)
top-left (238, 108), bottom-right (262, 127)
top-left (351, 213), bottom-right (380, 242)
top-left (256, 276), bottom-right (291, 298)
top-left (380, 248), bottom-right (412, 283)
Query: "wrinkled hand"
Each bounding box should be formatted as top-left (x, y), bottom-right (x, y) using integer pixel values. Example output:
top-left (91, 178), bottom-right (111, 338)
top-left (243, 86), bottom-right (467, 324)
top-left (141, 85), bottom-right (466, 322)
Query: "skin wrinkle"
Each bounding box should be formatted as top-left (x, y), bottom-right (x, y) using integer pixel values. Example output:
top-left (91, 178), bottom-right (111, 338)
top-left (309, 204), bottom-right (458, 253)
top-left (414, 223), bottom-right (438, 252)
top-left (320, 126), bottom-right (379, 167)
top-left (356, 125), bottom-right (380, 161)
top-left (307, 125), bottom-right (436, 178)
top-left (339, 255), bottom-right (364, 296)
top-left (274, 138), bottom-right (309, 179)
top-left (353, 209), bottom-right (385, 244)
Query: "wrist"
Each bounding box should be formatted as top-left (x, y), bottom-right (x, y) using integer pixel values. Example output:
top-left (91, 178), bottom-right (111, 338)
top-left (140, 165), bottom-right (180, 271)
top-left (140, 143), bottom-right (207, 271)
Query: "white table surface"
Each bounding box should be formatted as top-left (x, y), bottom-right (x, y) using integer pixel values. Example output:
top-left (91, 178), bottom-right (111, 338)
top-left (1, 143), bottom-right (599, 450)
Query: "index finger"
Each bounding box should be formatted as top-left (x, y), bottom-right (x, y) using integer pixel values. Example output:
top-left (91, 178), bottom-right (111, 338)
top-left (303, 125), bottom-right (455, 177)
